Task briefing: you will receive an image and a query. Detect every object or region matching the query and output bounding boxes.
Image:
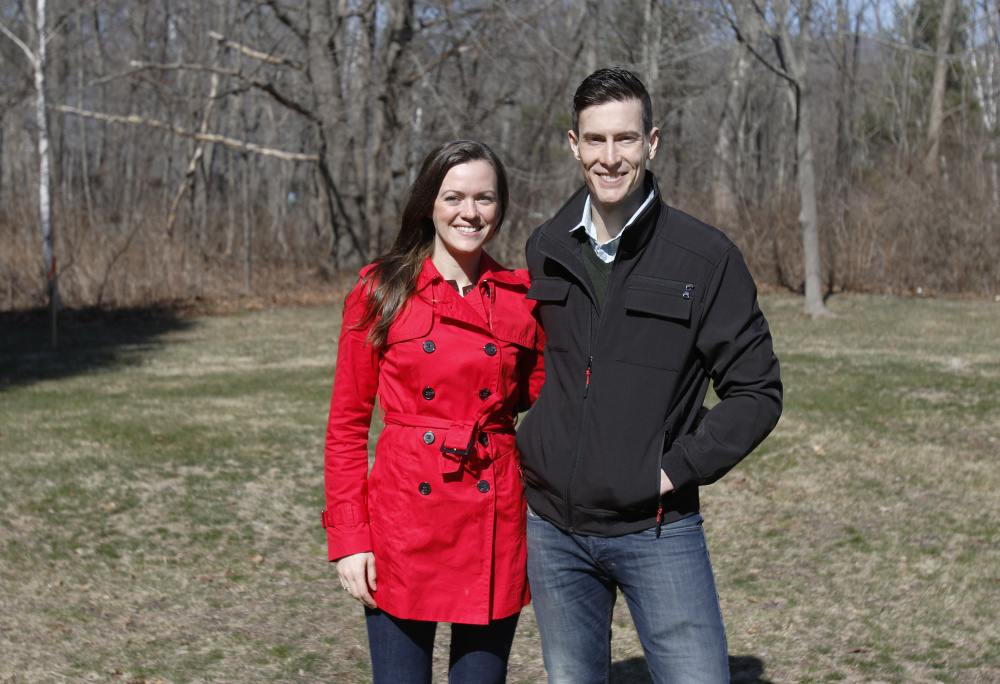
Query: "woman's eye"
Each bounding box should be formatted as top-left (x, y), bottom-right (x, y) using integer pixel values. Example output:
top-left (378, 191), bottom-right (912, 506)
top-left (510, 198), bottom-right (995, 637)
top-left (478, 196), bottom-right (496, 204)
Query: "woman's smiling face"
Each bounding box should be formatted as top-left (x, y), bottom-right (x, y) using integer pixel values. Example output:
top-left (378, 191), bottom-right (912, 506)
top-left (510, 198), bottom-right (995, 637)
top-left (430, 160), bottom-right (500, 266)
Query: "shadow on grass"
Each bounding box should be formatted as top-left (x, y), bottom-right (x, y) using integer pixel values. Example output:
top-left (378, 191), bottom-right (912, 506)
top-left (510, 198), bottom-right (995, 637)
top-left (0, 306), bottom-right (196, 388)
top-left (610, 654), bottom-right (771, 683)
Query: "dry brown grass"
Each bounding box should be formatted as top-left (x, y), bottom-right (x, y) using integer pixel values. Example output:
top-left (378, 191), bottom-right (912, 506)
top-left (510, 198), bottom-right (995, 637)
top-left (1, 293), bottom-right (999, 683)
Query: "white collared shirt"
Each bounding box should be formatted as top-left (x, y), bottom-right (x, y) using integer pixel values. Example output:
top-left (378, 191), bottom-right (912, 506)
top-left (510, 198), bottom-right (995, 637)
top-left (570, 190), bottom-right (656, 264)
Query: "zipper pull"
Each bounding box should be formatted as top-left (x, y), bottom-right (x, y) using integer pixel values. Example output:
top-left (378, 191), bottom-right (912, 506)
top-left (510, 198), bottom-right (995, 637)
top-left (683, 283), bottom-right (695, 300)
top-left (584, 356), bottom-right (593, 397)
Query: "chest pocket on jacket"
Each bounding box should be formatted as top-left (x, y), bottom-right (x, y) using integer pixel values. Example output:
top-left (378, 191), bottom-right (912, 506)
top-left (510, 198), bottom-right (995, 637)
top-left (526, 277), bottom-right (571, 352)
top-left (493, 319), bottom-right (537, 351)
top-left (383, 301), bottom-right (435, 376)
top-left (619, 276), bottom-right (694, 370)
top-left (385, 300), bottom-right (434, 345)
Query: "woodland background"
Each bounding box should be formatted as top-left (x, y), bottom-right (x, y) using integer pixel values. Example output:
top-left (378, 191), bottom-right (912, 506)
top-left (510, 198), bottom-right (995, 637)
top-left (2, 0), bottom-right (999, 313)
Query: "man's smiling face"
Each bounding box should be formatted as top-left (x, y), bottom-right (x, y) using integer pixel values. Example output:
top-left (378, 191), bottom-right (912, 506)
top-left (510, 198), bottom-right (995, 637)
top-left (568, 98), bottom-right (659, 219)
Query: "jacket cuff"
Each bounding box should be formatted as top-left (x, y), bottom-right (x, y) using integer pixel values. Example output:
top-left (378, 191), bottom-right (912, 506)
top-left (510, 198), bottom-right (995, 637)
top-left (327, 523), bottom-right (373, 562)
top-left (661, 446), bottom-right (699, 493)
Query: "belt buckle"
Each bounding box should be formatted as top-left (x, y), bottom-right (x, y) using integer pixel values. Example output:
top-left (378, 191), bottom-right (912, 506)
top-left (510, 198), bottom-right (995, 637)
top-left (440, 433), bottom-right (476, 458)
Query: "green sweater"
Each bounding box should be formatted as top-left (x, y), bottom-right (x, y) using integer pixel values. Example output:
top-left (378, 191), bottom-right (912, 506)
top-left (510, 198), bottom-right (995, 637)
top-left (581, 241), bottom-right (613, 311)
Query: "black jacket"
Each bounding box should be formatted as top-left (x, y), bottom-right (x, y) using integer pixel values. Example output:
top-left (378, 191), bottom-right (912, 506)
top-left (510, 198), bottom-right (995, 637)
top-left (517, 173), bottom-right (782, 536)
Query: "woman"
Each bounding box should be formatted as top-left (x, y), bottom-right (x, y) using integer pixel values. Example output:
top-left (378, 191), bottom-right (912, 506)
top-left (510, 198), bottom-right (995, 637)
top-left (322, 140), bottom-right (544, 684)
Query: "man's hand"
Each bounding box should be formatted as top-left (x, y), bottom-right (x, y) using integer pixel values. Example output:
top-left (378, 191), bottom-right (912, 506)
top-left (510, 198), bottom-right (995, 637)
top-left (337, 552), bottom-right (378, 608)
top-left (660, 469), bottom-right (675, 496)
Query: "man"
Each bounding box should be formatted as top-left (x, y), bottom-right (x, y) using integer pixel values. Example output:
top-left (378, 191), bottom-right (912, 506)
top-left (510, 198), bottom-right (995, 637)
top-left (516, 67), bottom-right (782, 684)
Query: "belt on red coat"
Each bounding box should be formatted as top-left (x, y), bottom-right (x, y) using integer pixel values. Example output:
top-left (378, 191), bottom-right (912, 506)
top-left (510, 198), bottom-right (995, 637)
top-left (381, 408), bottom-right (515, 474)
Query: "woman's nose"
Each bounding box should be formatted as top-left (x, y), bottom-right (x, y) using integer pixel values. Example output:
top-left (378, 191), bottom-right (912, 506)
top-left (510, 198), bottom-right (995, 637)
top-left (459, 199), bottom-right (478, 219)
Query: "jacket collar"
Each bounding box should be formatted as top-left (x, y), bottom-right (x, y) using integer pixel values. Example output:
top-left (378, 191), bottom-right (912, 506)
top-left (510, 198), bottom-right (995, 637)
top-left (536, 172), bottom-right (664, 280)
top-left (414, 250), bottom-right (521, 293)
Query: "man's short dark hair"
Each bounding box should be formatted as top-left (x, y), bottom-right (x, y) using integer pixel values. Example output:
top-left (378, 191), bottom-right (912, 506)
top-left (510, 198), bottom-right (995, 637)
top-left (572, 67), bottom-right (653, 135)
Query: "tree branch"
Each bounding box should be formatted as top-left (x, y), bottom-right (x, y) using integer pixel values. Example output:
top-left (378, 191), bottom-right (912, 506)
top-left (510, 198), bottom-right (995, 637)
top-left (261, 0), bottom-right (307, 41)
top-left (0, 21), bottom-right (39, 67)
top-left (126, 60), bottom-right (318, 122)
top-left (52, 104), bottom-right (318, 162)
top-left (723, 11), bottom-right (797, 88)
top-left (208, 30), bottom-right (303, 69)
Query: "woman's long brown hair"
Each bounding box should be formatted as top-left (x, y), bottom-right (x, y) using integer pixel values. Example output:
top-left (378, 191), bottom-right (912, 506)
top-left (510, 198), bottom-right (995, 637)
top-left (353, 140), bottom-right (510, 350)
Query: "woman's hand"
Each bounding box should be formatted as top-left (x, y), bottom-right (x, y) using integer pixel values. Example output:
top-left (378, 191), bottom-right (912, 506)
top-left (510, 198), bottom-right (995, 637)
top-left (337, 552), bottom-right (378, 608)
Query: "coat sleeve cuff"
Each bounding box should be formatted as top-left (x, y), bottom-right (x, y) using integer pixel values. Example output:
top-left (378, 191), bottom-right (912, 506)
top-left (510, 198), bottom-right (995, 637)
top-left (661, 446), bottom-right (699, 493)
top-left (327, 523), bottom-right (373, 562)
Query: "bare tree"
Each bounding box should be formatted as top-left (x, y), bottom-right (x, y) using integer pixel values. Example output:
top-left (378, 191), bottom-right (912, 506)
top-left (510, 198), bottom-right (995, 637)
top-left (712, 2), bottom-right (762, 228)
top-left (2, 0), bottom-right (998, 311)
top-left (923, 0), bottom-right (959, 176)
top-left (1, 0), bottom-right (60, 338)
top-left (726, 0), bottom-right (829, 316)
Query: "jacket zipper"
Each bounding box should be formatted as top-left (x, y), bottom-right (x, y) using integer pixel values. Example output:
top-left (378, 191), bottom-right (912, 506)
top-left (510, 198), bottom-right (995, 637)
top-left (564, 306), bottom-right (595, 532)
top-left (565, 251), bottom-right (625, 533)
top-left (539, 195), bottom-right (660, 535)
top-left (655, 428), bottom-right (670, 537)
top-left (628, 275), bottom-right (695, 297)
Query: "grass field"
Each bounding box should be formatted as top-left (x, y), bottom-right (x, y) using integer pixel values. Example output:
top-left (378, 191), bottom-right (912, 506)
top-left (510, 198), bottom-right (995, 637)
top-left (1, 293), bottom-right (998, 683)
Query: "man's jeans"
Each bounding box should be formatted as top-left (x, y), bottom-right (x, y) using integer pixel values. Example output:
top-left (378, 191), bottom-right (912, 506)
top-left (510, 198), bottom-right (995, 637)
top-left (526, 509), bottom-right (730, 684)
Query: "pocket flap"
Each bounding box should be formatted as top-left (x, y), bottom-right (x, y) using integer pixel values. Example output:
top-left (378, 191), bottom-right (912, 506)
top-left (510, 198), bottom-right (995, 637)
top-left (624, 280), bottom-right (692, 321)
top-left (493, 319), bottom-right (537, 350)
top-left (385, 302), bottom-right (434, 344)
top-left (526, 277), bottom-right (571, 302)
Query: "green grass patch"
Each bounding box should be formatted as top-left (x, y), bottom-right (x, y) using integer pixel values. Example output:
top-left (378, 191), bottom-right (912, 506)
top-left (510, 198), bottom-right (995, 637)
top-left (2, 294), bottom-right (999, 682)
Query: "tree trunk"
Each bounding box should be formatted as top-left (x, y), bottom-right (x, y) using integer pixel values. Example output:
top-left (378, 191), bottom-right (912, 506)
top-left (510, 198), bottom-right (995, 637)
top-left (641, 0), bottom-right (661, 87)
top-left (307, 0), bottom-right (366, 269)
top-left (790, 0), bottom-right (828, 316)
top-left (36, 0), bottom-right (58, 337)
top-left (2, 0), bottom-right (61, 322)
top-left (713, 7), bottom-right (759, 228)
top-left (834, 0), bottom-right (858, 186)
top-left (584, 0), bottom-right (599, 75)
top-left (923, 0), bottom-right (959, 176)
top-left (364, 0), bottom-right (413, 260)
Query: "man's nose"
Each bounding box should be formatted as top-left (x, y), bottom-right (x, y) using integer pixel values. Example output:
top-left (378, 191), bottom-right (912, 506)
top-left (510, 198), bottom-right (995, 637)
top-left (601, 142), bottom-right (620, 166)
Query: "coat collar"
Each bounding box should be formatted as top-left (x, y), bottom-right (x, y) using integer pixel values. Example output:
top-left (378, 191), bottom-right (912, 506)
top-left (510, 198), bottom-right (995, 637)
top-left (414, 251), bottom-right (525, 293)
top-left (537, 172), bottom-right (663, 269)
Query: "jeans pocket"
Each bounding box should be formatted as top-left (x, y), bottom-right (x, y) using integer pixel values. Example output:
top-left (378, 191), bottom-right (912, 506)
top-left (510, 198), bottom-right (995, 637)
top-left (656, 513), bottom-right (703, 538)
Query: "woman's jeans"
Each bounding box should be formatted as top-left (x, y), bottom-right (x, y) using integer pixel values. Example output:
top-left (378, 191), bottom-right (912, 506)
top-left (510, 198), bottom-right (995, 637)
top-left (526, 510), bottom-right (730, 684)
top-left (364, 607), bottom-right (519, 684)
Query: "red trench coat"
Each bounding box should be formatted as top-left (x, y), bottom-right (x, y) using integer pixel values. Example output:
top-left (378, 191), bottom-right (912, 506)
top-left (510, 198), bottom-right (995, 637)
top-left (323, 254), bottom-right (544, 625)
